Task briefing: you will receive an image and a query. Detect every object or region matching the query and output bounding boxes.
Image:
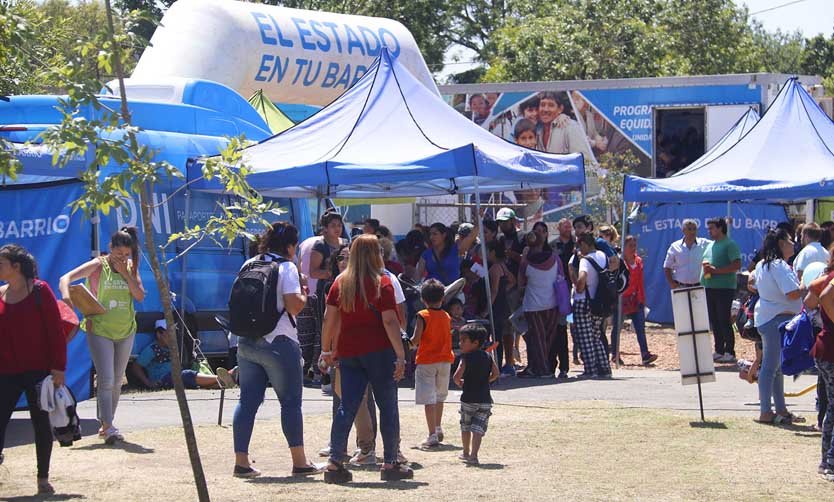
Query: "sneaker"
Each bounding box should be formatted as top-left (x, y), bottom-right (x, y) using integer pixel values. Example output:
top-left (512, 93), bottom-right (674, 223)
top-left (823, 468), bottom-right (834, 482)
top-left (719, 353), bottom-right (736, 363)
top-left (712, 352), bottom-right (722, 361)
top-left (396, 450), bottom-right (408, 464)
top-left (318, 445), bottom-right (331, 457)
top-left (435, 428), bottom-right (444, 443)
top-left (292, 463), bottom-right (326, 476)
top-left (642, 353), bottom-right (659, 365)
top-left (500, 365), bottom-right (516, 377)
top-left (349, 449), bottom-right (377, 466)
top-left (321, 383), bottom-right (332, 396)
top-left (233, 465), bottom-right (261, 478)
top-left (216, 367), bottom-right (236, 388)
top-left (421, 434), bottom-right (439, 449)
top-left (104, 426), bottom-right (123, 445)
top-left (557, 371), bottom-right (569, 380)
top-left (380, 463), bottom-right (414, 481)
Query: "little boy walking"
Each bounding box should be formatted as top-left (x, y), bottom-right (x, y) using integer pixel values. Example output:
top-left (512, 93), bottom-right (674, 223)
top-left (453, 323), bottom-right (499, 465)
top-left (410, 279), bottom-right (454, 448)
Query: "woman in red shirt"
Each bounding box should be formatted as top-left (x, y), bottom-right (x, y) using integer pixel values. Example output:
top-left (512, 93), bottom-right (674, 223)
top-left (320, 235), bottom-right (412, 483)
top-left (0, 244), bottom-right (66, 495)
top-left (611, 236), bottom-right (658, 366)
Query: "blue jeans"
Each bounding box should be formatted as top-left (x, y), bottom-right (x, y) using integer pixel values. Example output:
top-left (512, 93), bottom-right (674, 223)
top-left (233, 336), bottom-right (304, 453)
top-left (330, 348), bottom-right (400, 464)
top-left (611, 305), bottom-right (649, 358)
top-left (757, 314), bottom-right (791, 416)
top-left (816, 359), bottom-right (834, 470)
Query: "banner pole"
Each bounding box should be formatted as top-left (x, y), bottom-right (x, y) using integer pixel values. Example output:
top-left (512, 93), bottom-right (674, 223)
top-left (614, 199), bottom-right (628, 368)
top-left (474, 177), bottom-right (497, 353)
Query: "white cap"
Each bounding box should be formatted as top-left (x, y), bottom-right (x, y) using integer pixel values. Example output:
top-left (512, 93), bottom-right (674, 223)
top-left (154, 319), bottom-right (167, 331)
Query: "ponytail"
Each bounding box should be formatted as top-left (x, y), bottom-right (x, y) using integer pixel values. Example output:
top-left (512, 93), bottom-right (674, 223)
top-left (111, 226), bottom-right (140, 277)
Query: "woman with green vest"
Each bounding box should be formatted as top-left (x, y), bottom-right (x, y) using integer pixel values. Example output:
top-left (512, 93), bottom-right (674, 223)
top-left (60, 227), bottom-right (145, 444)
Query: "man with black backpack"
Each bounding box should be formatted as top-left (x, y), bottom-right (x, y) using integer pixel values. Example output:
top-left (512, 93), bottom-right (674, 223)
top-left (569, 233), bottom-right (614, 379)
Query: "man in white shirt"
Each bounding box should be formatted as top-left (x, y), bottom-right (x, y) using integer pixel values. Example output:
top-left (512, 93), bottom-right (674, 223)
top-left (793, 223), bottom-right (829, 282)
top-left (663, 219), bottom-right (711, 289)
top-left (569, 233), bottom-right (612, 378)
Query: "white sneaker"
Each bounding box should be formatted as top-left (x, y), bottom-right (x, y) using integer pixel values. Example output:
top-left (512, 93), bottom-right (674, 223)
top-left (349, 449), bottom-right (377, 466)
top-left (712, 352), bottom-right (722, 361)
top-left (317, 445), bottom-right (331, 457)
top-left (103, 426), bottom-right (123, 445)
top-left (421, 434), bottom-right (439, 449)
top-left (719, 353), bottom-right (736, 363)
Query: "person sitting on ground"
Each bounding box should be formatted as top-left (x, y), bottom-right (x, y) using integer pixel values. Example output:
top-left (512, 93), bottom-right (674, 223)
top-left (410, 279), bottom-right (454, 448)
top-left (131, 320), bottom-right (237, 390)
top-left (453, 323), bottom-right (499, 466)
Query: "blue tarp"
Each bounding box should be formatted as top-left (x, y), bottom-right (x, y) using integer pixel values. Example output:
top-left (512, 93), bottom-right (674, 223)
top-left (624, 79), bottom-right (834, 203)
top-left (190, 48), bottom-right (585, 198)
top-left (632, 202), bottom-right (787, 324)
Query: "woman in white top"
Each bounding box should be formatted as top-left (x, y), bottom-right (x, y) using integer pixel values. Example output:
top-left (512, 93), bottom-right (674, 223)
top-left (750, 228), bottom-right (805, 425)
top-left (518, 223), bottom-right (561, 378)
top-left (231, 222), bottom-right (321, 478)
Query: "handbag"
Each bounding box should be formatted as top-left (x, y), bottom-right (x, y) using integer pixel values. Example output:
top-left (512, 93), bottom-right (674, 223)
top-left (552, 259), bottom-right (572, 315)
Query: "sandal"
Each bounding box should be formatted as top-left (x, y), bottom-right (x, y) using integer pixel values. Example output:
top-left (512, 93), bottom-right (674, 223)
top-left (380, 462), bottom-right (414, 481)
top-left (754, 413), bottom-right (777, 424)
top-left (324, 461), bottom-right (352, 484)
top-left (777, 413), bottom-right (805, 424)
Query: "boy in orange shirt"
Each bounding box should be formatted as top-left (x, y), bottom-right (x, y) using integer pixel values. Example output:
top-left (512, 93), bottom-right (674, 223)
top-left (410, 279), bottom-right (454, 448)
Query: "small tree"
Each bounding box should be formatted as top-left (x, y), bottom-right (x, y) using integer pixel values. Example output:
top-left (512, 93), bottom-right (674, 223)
top-left (34, 2), bottom-right (278, 500)
top-left (588, 150), bottom-right (640, 225)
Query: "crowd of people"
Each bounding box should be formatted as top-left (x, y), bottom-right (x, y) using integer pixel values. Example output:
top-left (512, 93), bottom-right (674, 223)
top-left (4, 207), bottom-right (834, 491)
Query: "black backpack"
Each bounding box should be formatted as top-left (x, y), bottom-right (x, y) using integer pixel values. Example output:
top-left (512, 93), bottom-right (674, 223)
top-left (228, 254), bottom-right (295, 339)
top-left (583, 256), bottom-right (619, 318)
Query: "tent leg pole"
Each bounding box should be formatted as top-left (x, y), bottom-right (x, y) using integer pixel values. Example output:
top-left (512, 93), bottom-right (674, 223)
top-left (581, 182), bottom-right (587, 214)
top-left (615, 199), bottom-right (628, 369)
top-left (180, 189), bottom-right (191, 366)
top-left (726, 201), bottom-right (732, 238)
top-left (474, 179), bottom-right (498, 366)
top-left (91, 210), bottom-right (100, 258)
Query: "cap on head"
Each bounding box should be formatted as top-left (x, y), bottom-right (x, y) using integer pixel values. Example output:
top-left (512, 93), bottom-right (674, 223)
top-left (154, 319), bottom-right (167, 331)
top-left (496, 208), bottom-right (517, 221)
top-left (457, 222), bottom-right (475, 238)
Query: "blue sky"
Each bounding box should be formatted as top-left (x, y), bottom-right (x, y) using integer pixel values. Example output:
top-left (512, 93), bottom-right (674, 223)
top-left (735, 0), bottom-right (833, 36)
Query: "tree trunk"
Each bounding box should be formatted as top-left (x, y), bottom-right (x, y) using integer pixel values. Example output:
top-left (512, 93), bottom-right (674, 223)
top-left (103, 1), bottom-right (210, 500)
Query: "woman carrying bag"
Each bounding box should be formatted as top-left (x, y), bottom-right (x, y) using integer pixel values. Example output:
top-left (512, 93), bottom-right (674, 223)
top-left (0, 244), bottom-right (66, 494)
top-left (59, 227), bottom-right (145, 444)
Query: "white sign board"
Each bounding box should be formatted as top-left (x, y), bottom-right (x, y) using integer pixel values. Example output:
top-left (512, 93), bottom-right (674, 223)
top-left (671, 287), bottom-right (716, 385)
top-left (133, 0), bottom-right (439, 107)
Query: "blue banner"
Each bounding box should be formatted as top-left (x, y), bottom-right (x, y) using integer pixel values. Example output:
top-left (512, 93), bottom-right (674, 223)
top-left (580, 85), bottom-right (761, 155)
top-left (631, 202), bottom-right (787, 324)
top-left (0, 182), bottom-right (93, 404)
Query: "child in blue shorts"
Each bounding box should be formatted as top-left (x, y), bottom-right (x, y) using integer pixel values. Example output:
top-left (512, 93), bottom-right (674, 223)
top-left (453, 323), bottom-right (499, 465)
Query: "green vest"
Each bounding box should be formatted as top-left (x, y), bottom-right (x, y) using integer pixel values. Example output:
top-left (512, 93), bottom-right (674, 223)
top-left (86, 256), bottom-right (136, 340)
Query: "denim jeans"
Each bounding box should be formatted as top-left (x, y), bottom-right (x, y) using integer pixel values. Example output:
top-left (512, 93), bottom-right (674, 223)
top-left (611, 305), bottom-right (650, 358)
top-left (330, 347), bottom-right (400, 465)
top-left (757, 314), bottom-right (791, 416)
top-left (233, 336), bottom-right (304, 453)
top-left (816, 359), bottom-right (834, 470)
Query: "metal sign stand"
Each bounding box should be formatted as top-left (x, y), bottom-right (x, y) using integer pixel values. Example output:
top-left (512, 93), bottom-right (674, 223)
top-left (679, 289), bottom-right (711, 422)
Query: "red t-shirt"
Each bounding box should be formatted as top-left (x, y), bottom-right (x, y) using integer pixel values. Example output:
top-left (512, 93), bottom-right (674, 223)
top-left (0, 280), bottom-right (67, 374)
top-left (811, 271), bottom-right (834, 363)
top-left (326, 274), bottom-right (396, 359)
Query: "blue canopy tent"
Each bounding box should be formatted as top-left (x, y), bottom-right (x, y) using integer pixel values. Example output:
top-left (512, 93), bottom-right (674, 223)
top-left (188, 48), bottom-right (585, 198)
top-left (623, 78), bottom-right (834, 204)
top-left (189, 47), bottom-right (586, 342)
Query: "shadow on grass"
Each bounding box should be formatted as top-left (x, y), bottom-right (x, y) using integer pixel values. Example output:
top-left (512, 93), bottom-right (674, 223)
top-left (0, 494), bottom-right (85, 502)
top-left (467, 463), bottom-right (504, 470)
top-left (71, 440), bottom-right (154, 454)
top-left (689, 421), bottom-right (728, 429)
top-left (345, 481), bottom-right (428, 490)
top-left (409, 444), bottom-right (463, 453)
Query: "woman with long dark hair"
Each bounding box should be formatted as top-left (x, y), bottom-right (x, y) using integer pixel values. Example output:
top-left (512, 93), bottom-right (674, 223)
top-left (230, 221), bottom-right (321, 478)
top-left (320, 235), bottom-right (412, 483)
top-left (750, 229), bottom-right (804, 424)
top-left (60, 226), bottom-right (145, 444)
top-left (416, 221), bottom-right (479, 286)
top-left (1, 245), bottom-right (66, 494)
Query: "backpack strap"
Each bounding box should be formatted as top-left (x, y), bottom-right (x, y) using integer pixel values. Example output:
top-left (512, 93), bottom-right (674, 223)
top-left (262, 253), bottom-right (297, 329)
